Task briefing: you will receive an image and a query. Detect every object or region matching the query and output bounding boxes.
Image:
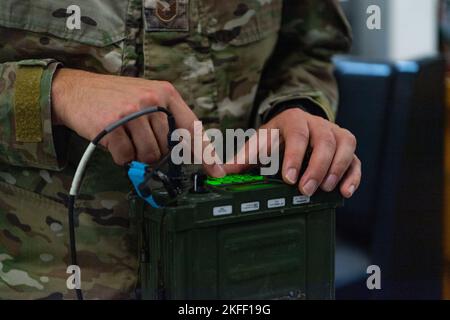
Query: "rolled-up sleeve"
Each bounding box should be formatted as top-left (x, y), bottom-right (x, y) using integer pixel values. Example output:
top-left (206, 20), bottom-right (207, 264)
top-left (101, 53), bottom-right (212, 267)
top-left (257, 0), bottom-right (352, 123)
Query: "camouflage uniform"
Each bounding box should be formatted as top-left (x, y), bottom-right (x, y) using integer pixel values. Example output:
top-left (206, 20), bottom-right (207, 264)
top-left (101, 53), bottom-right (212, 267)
top-left (0, 0), bottom-right (351, 299)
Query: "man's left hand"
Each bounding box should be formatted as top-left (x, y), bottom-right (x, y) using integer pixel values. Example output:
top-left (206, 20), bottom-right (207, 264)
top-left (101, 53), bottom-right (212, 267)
top-left (224, 108), bottom-right (361, 198)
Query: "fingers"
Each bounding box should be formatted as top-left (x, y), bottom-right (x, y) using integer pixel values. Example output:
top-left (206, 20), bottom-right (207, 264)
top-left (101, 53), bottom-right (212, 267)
top-left (200, 103), bottom-right (361, 197)
top-left (321, 128), bottom-right (357, 192)
top-left (164, 86), bottom-right (225, 177)
top-left (103, 127), bottom-right (135, 166)
top-left (223, 131), bottom-right (259, 175)
top-left (126, 117), bottom-right (161, 164)
top-left (149, 112), bottom-right (170, 155)
top-left (298, 121), bottom-right (336, 196)
top-left (191, 120), bottom-right (226, 178)
top-left (340, 155), bottom-right (362, 198)
top-left (223, 124), bottom-right (280, 175)
top-left (152, 81), bottom-right (198, 132)
top-left (135, 80), bottom-right (225, 176)
top-left (281, 120), bottom-right (309, 185)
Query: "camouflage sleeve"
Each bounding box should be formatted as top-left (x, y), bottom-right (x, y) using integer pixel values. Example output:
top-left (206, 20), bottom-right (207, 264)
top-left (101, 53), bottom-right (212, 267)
top-left (0, 59), bottom-right (66, 170)
top-left (257, 0), bottom-right (352, 123)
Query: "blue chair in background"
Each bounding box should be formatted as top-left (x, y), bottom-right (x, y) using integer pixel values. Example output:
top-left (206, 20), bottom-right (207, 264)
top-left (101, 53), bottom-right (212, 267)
top-left (334, 56), bottom-right (445, 299)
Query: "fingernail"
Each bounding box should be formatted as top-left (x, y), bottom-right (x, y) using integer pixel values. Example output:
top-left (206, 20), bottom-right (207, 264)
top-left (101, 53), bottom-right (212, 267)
top-left (347, 185), bottom-right (356, 197)
top-left (286, 168), bottom-right (298, 184)
top-left (323, 174), bottom-right (338, 192)
top-left (303, 179), bottom-right (318, 196)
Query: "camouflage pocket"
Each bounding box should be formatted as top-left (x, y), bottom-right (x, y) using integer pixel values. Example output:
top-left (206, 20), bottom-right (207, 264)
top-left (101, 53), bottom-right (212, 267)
top-left (0, 0), bottom-right (128, 47)
top-left (198, 0), bottom-right (283, 47)
top-left (0, 0), bottom-right (129, 74)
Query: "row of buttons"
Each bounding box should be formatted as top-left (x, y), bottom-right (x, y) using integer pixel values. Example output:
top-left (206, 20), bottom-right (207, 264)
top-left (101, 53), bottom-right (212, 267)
top-left (212, 195), bottom-right (311, 217)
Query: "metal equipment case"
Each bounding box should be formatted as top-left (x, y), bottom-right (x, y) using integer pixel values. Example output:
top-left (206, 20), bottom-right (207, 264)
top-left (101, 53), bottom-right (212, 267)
top-left (132, 175), bottom-right (343, 300)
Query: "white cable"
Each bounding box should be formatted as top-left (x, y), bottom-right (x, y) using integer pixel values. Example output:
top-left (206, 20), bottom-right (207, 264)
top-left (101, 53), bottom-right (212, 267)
top-left (69, 142), bottom-right (97, 196)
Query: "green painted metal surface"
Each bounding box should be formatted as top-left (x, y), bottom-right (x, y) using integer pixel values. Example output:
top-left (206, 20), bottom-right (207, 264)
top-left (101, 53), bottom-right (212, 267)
top-left (132, 175), bottom-right (343, 300)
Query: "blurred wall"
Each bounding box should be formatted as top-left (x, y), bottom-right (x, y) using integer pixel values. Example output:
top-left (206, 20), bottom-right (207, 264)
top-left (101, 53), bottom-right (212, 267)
top-left (342, 0), bottom-right (439, 60)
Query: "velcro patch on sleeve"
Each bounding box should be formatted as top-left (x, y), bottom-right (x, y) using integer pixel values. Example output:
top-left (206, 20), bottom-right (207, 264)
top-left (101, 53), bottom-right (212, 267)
top-left (14, 66), bottom-right (44, 143)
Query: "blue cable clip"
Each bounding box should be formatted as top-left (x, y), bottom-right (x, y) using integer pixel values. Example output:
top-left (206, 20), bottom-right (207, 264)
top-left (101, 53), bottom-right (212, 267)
top-left (128, 161), bottom-right (161, 208)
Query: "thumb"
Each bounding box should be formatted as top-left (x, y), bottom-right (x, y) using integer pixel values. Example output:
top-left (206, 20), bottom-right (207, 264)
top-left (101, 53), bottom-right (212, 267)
top-left (178, 116), bottom-right (226, 178)
top-left (223, 125), bottom-right (280, 175)
top-left (167, 95), bottom-right (225, 178)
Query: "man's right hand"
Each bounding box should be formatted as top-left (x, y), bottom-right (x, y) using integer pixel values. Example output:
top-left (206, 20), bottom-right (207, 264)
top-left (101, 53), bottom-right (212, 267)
top-left (51, 68), bottom-right (225, 177)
